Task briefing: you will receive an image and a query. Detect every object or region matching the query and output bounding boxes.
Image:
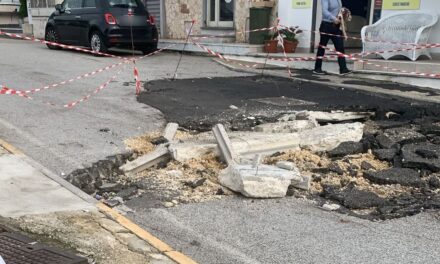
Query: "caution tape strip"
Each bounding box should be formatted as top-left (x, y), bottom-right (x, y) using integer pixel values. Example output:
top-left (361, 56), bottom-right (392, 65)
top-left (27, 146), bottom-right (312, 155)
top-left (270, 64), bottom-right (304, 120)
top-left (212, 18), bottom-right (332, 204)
top-left (0, 43), bottom-right (176, 96)
top-left (322, 46), bottom-right (440, 78)
top-left (279, 24), bottom-right (438, 47)
top-left (192, 41), bottom-right (260, 69)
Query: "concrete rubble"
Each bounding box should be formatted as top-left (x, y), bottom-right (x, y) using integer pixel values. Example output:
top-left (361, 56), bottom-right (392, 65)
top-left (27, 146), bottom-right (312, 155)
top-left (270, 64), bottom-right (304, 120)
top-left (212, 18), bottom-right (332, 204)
top-left (279, 110), bottom-right (375, 123)
top-left (114, 112), bottom-right (366, 199)
top-left (212, 124), bottom-right (303, 198)
top-left (169, 123), bottom-right (364, 162)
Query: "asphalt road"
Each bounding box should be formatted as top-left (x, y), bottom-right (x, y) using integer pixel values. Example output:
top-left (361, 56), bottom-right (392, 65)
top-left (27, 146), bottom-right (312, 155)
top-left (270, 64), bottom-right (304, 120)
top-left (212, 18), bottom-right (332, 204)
top-left (0, 38), bottom-right (245, 174)
top-left (2, 38), bottom-right (440, 264)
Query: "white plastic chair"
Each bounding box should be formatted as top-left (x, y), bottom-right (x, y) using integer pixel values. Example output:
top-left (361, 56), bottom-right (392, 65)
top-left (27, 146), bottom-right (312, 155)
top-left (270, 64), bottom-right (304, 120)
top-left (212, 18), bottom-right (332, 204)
top-left (361, 12), bottom-right (438, 61)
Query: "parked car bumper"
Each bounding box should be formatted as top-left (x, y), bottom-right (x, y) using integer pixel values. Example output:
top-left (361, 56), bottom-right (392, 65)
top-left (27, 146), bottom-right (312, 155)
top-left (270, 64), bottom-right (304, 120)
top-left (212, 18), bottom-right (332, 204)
top-left (105, 25), bottom-right (158, 46)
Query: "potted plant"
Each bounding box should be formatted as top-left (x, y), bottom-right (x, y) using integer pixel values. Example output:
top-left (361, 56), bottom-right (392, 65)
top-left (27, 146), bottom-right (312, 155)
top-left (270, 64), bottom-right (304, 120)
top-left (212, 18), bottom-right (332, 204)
top-left (276, 26), bottom-right (302, 53)
top-left (264, 31), bottom-right (278, 53)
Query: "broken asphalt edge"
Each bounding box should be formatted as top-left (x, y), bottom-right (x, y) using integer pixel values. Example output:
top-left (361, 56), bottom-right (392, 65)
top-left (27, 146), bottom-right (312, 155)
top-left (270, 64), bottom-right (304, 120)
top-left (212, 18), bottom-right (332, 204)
top-left (212, 59), bottom-right (440, 105)
top-left (97, 203), bottom-right (198, 264)
top-left (0, 137), bottom-right (199, 264)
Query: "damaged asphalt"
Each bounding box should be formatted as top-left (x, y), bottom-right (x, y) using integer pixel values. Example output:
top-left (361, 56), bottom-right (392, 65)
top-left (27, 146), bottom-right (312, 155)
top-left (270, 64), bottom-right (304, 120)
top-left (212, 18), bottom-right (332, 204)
top-left (4, 39), bottom-right (440, 264)
top-left (138, 74), bottom-right (440, 131)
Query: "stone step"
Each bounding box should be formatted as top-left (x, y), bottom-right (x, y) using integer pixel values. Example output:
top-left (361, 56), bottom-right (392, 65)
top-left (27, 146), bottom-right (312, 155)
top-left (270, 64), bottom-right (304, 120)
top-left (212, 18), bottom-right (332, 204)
top-left (159, 39), bottom-right (264, 56)
top-left (354, 59), bottom-right (440, 79)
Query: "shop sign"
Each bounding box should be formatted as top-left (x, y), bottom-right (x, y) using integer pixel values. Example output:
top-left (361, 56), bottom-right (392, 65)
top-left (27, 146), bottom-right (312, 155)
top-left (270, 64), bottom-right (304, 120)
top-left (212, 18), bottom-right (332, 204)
top-left (292, 0), bottom-right (312, 9)
top-left (382, 0), bottom-right (420, 10)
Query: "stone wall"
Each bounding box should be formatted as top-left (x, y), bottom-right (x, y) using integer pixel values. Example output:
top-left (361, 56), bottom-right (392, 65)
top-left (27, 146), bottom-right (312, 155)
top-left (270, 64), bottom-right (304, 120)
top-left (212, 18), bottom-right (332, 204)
top-left (164, 0), bottom-right (203, 39)
top-left (164, 0), bottom-right (278, 43)
top-left (234, 0), bottom-right (250, 43)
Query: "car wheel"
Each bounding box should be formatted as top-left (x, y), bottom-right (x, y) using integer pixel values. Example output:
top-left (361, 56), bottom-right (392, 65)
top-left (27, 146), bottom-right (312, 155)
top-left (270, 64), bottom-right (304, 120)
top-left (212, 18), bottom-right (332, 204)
top-left (45, 27), bottom-right (61, 50)
top-left (141, 43), bottom-right (158, 55)
top-left (90, 31), bottom-right (108, 54)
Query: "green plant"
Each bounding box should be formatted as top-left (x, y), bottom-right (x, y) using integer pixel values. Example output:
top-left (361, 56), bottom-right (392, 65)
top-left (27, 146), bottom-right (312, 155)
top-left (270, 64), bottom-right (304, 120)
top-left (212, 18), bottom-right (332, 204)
top-left (276, 26), bottom-right (302, 42)
top-left (18, 0), bottom-right (28, 18)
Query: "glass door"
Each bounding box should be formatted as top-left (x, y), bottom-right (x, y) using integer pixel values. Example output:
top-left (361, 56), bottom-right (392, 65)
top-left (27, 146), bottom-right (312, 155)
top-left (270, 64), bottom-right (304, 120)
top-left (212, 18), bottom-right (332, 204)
top-left (207, 0), bottom-right (234, 28)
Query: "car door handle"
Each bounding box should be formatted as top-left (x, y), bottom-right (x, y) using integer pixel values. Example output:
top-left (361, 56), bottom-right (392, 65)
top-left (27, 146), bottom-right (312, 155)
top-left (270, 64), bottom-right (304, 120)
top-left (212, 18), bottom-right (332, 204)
top-left (75, 15), bottom-right (81, 19)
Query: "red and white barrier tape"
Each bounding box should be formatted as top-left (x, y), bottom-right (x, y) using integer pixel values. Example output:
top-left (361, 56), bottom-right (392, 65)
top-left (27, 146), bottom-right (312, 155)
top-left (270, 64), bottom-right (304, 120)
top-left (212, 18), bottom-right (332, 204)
top-left (191, 26), bottom-right (276, 41)
top-left (264, 42), bottom-right (440, 64)
top-left (279, 24), bottom-right (440, 47)
top-left (64, 70), bottom-right (122, 108)
top-left (274, 19), bottom-right (292, 77)
top-left (16, 69), bottom-right (124, 108)
top-left (0, 43), bottom-right (176, 97)
top-left (0, 30), bottom-right (126, 59)
top-left (0, 62), bottom-right (125, 95)
top-left (322, 46), bottom-right (440, 78)
top-left (192, 41), bottom-right (260, 69)
top-left (134, 66), bottom-right (141, 96)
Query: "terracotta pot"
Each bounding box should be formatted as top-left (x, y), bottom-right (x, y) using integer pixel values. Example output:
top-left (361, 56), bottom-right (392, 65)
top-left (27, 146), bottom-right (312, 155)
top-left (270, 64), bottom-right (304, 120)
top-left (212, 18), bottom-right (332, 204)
top-left (283, 40), bottom-right (299, 53)
top-left (264, 40), bottom-right (278, 53)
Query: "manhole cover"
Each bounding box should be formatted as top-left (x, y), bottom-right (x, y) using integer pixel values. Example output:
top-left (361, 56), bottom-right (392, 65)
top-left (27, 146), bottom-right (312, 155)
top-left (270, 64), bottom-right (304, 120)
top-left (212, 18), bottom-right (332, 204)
top-left (252, 97), bottom-right (317, 107)
top-left (0, 225), bottom-right (87, 264)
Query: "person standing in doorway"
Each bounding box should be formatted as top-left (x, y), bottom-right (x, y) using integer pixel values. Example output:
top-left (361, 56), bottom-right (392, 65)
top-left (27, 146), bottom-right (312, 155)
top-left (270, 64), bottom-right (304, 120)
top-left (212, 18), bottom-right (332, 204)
top-left (313, 0), bottom-right (352, 75)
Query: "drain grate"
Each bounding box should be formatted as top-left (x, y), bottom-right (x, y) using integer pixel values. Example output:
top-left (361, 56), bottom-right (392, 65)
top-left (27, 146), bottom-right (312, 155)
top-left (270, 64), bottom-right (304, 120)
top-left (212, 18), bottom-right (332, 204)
top-left (0, 225), bottom-right (87, 264)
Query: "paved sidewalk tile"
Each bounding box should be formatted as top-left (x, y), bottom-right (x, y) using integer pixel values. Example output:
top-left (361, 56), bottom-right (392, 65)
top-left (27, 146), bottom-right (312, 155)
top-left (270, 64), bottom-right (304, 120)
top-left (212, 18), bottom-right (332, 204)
top-left (0, 154), bottom-right (94, 217)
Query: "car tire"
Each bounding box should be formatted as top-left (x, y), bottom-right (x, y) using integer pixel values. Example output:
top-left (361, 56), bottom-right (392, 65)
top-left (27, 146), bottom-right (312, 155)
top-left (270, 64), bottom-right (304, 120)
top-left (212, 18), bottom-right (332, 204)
top-left (89, 31), bottom-right (108, 55)
top-left (141, 43), bottom-right (158, 55)
top-left (45, 27), bottom-right (61, 50)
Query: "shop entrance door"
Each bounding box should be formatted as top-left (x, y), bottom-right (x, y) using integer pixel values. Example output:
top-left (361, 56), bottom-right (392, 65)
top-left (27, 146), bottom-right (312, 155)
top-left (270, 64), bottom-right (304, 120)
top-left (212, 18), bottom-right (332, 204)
top-left (207, 0), bottom-right (234, 28)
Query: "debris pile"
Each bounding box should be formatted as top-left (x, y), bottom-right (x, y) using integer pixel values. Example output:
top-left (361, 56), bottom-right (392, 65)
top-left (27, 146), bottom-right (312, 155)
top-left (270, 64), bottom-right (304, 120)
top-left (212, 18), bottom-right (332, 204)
top-left (66, 110), bottom-right (440, 220)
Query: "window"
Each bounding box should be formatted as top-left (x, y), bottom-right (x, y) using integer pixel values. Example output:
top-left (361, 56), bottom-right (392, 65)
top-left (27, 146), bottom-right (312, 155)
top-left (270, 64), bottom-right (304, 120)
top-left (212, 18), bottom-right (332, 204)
top-left (207, 0), bottom-right (234, 27)
top-left (107, 0), bottom-right (139, 8)
top-left (63, 0), bottom-right (82, 9)
top-left (83, 0), bottom-right (96, 8)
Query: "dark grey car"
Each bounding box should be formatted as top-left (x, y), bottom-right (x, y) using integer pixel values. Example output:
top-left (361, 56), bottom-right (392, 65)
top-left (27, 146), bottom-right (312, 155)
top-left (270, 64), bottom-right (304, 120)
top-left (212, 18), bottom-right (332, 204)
top-left (45, 0), bottom-right (158, 54)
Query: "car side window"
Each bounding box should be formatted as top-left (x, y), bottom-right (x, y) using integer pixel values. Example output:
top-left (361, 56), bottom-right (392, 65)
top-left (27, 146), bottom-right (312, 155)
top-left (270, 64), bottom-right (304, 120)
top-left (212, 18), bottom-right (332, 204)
top-left (62, 0), bottom-right (82, 9)
top-left (83, 0), bottom-right (96, 8)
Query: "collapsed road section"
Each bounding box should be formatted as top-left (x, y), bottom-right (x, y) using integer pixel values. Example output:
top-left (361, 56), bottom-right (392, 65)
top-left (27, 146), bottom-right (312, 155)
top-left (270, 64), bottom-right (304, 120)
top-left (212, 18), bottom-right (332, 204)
top-left (66, 76), bottom-right (440, 220)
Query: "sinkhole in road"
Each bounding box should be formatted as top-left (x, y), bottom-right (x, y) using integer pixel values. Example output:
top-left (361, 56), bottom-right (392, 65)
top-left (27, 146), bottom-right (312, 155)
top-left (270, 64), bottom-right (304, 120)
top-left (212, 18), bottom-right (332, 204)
top-left (67, 76), bottom-right (440, 220)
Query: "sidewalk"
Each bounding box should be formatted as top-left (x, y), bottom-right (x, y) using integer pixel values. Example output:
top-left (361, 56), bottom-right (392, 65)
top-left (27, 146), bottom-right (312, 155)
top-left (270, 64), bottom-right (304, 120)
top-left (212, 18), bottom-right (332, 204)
top-left (0, 144), bottom-right (180, 264)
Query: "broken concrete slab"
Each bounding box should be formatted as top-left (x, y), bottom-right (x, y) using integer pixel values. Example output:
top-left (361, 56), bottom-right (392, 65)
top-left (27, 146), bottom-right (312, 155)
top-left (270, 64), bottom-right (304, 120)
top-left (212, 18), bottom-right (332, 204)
top-left (322, 203), bottom-right (341, 211)
top-left (295, 111), bottom-right (375, 123)
top-left (120, 146), bottom-right (169, 175)
top-left (276, 161), bottom-right (298, 171)
top-left (163, 123), bottom-right (179, 143)
top-left (212, 124), bottom-right (237, 165)
top-left (169, 143), bottom-right (218, 162)
top-left (376, 128), bottom-right (426, 149)
top-left (254, 120), bottom-right (318, 133)
top-left (328, 141), bottom-right (365, 157)
top-left (218, 164), bottom-right (300, 198)
top-left (298, 123), bottom-right (364, 152)
top-left (401, 142), bottom-right (440, 172)
top-left (291, 175), bottom-right (312, 191)
top-left (363, 168), bottom-right (424, 187)
top-left (170, 123), bottom-right (364, 162)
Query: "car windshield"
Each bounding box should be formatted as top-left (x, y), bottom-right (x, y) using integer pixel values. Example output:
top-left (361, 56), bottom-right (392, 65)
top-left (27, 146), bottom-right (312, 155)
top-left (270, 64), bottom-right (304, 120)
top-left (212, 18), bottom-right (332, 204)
top-left (107, 0), bottom-right (138, 8)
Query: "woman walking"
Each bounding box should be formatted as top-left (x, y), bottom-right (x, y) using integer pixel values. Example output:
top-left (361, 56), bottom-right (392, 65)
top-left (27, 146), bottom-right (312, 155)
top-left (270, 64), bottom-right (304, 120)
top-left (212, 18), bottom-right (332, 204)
top-left (313, 0), bottom-right (352, 75)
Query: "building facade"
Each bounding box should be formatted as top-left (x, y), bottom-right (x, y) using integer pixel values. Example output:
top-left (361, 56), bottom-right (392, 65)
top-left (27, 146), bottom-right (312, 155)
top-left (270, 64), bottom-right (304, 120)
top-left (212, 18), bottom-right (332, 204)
top-left (162, 0), bottom-right (278, 43)
top-left (279, 0), bottom-right (440, 55)
top-left (0, 0), bottom-right (20, 25)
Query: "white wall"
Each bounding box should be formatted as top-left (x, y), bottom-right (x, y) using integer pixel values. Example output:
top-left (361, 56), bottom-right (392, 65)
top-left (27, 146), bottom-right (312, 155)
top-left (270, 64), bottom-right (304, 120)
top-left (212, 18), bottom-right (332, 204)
top-left (278, 0), bottom-right (315, 51)
top-left (381, 0), bottom-right (440, 55)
